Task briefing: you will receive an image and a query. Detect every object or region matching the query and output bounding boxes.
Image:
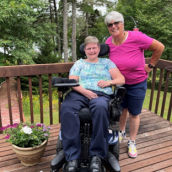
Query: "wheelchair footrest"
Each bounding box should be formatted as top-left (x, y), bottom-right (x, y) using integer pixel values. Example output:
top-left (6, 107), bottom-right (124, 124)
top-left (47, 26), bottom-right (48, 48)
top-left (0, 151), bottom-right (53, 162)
top-left (106, 151), bottom-right (120, 172)
top-left (50, 150), bottom-right (66, 172)
top-left (63, 163), bottom-right (106, 172)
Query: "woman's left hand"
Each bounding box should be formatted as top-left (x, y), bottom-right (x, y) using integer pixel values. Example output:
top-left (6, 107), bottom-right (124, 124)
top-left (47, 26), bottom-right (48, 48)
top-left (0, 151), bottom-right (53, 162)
top-left (144, 64), bottom-right (153, 73)
top-left (97, 80), bottom-right (110, 88)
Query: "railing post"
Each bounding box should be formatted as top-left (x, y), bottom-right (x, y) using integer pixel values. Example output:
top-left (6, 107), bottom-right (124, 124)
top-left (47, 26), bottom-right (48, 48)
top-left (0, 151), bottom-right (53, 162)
top-left (149, 68), bottom-right (157, 111)
top-left (0, 106), bottom-right (2, 134)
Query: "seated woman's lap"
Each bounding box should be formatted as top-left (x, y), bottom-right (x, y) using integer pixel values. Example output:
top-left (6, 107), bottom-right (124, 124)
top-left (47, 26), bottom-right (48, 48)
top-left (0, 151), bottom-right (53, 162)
top-left (61, 90), bottom-right (111, 118)
top-left (60, 90), bottom-right (111, 159)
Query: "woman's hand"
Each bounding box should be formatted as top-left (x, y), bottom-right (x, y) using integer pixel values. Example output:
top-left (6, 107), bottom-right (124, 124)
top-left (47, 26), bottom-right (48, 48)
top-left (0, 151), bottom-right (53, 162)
top-left (97, 80), bottom-right (110, 88)
top-left (83, 90), bottom-right (98, 100)
top-left (144, 64), bottom-right (153, 73)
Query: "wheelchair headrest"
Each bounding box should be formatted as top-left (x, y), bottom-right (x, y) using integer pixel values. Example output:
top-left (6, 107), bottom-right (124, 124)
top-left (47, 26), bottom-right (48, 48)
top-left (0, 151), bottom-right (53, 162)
top-left (79, 43), bottom-right (109, 57)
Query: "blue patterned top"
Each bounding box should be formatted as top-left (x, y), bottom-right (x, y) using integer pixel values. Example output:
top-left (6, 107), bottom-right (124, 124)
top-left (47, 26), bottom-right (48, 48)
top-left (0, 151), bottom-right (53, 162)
top-left (69, 58), bottom-right (117, 95)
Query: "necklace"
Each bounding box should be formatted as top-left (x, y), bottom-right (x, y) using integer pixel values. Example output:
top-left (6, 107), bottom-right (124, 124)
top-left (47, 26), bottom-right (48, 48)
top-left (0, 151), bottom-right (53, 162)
top-left (113, 32), bottom-right (125, 46)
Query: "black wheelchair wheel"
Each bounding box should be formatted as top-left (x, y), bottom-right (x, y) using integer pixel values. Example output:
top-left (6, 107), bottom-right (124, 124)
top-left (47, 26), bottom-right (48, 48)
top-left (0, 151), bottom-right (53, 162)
top-left (56, 136), bottom-right (63, 153)
top-left (109, 138), bottom-right (119, 161)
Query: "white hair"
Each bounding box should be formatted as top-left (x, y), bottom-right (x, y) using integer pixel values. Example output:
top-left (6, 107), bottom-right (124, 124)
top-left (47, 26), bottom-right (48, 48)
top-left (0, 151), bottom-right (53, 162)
top-left (104, 11), bottom-right (124, 25)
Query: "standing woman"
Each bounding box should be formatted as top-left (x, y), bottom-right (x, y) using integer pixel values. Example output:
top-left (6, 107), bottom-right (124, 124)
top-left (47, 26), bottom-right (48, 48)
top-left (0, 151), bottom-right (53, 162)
top-left (105, 11), bottom-right (165, 158)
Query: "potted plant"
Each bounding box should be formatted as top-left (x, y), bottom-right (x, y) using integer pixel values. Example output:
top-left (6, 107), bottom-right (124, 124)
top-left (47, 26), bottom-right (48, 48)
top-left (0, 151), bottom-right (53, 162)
top-left (0, 122), bottom-right (51, 166)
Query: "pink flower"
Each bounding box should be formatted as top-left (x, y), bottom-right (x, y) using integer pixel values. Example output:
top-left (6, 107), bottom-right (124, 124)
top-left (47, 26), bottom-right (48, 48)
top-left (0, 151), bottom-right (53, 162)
top-left (23, 125), bottom-right (27, 127)
top-left (0, 127), bottom-right (6, 131)
top-left (44, 134), bottom-right (48, 137)
top-left (5, 125), bottom-right (11, 129)
top-left (36, 123), bottom-right (42, 127)
top-left (43, 127), bottom-right (48, 132)
top-left (4, 135), bottom-right (10, 139)
top-left (30, 126), bottom-right (35, 128)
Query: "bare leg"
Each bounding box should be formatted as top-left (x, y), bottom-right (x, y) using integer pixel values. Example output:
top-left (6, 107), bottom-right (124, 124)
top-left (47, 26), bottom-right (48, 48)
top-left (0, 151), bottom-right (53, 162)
top-left (129, 113), bottom-right (140, 141)
top-left (119, 108), bottom-right (128, 131)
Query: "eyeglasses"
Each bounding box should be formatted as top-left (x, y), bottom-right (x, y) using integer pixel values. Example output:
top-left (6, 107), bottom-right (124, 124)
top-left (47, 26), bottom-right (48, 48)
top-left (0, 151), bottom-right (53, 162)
top-left (107, 21), bottom-right (120, 28)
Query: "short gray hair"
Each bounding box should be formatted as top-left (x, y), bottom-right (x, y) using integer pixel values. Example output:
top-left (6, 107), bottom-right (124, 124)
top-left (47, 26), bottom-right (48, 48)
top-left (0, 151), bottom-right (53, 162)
top-left (84, 36), bottom-right (100, 49)
top-left (104, 11), bottom-right (124, 25)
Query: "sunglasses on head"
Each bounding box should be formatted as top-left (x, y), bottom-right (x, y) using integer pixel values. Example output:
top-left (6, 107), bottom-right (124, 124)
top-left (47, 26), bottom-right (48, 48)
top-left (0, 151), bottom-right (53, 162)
top-left (107, 21), bottom-right (121, 28)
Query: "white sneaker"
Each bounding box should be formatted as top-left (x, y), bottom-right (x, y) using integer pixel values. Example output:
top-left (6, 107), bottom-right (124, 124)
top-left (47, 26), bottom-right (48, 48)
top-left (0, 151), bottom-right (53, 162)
top-left (118, 131), bottom-right (126, 143)
top-left (128, 140), bottom-right (138, 158)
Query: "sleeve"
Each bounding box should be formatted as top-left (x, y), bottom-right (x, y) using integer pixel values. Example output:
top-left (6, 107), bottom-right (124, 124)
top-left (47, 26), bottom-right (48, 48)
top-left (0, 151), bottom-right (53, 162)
top-left (69, 60), bottom-right (83, 76)
top-left (136, 31), bottom-right (153, 50)
top-left (106, 59), bottom-right (117, 71)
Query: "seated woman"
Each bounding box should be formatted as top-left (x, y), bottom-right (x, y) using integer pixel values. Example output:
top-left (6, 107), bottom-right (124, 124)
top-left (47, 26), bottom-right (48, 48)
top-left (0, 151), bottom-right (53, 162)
top-left (60, 36), bottom-right (125, 172)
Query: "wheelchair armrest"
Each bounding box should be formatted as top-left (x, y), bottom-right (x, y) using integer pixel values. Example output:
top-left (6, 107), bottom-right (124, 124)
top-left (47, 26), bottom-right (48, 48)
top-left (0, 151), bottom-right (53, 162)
top-left (52, 77), bottom-right (80, 102)
top-left (53, 83), bottom-right (79, 87)
top-left (52, 77), bottom-right (79, 88)
top-left (114, 86), bottom-right (126, 100)
top-left (109, 86), bottom-right (126, 122)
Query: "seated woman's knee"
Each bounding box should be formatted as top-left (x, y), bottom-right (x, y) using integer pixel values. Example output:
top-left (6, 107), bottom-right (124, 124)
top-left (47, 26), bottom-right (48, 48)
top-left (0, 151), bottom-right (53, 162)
top-left (94, 99), bottom-right (108, 110)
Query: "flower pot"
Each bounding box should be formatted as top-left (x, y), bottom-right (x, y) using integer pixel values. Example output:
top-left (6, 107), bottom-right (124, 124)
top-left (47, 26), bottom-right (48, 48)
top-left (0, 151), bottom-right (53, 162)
top-left (12, 140), bottom-right (48, 166)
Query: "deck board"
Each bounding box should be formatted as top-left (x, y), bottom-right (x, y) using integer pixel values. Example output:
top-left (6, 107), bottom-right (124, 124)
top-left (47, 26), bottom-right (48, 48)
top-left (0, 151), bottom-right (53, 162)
top-left (0, 109), bottom-right (172, 172)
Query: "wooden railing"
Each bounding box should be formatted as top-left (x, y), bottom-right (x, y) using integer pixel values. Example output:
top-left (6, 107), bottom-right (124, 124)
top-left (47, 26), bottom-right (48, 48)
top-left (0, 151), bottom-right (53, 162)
top-left (0, 58), bottom-right (172, 130)
top-left (0, 63), bottom-right (74, 128)
top-left (145, 58), bottom-right (172, 120)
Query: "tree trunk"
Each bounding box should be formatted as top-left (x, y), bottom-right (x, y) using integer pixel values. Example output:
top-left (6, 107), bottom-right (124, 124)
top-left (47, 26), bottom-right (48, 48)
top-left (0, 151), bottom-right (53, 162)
top-left (53, 0), bottom-right (61, 57)
top-left (85, 12), bottom-right (89, 37)
top-left (49, 0), bottom-right (56, 54)
top-left (63, 0), bottom-right (68, 63)
top-left (72, 0), bottom-right (77, 62)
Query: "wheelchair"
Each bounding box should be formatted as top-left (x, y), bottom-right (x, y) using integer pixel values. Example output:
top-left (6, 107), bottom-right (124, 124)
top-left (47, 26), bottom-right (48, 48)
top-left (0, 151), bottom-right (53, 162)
top-left (50, 44), bottom-right (126, 172)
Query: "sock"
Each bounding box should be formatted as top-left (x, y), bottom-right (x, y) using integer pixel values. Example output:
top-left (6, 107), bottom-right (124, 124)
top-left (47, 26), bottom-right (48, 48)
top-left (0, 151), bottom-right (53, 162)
top-left (128, 140), bottom-right (135, 144)
top-left (120, 130), bottom-right (125, 134)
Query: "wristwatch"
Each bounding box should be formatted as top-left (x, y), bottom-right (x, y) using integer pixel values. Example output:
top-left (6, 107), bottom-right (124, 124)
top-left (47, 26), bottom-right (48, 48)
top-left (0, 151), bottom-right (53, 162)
top-left (148, 63), bottom-right (154, 69)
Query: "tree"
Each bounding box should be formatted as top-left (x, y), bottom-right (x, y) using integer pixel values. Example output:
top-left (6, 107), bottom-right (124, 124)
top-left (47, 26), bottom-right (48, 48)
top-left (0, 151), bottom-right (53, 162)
top-left (0, 0), bottom-right (56, 64)
top-left (72, 0), bottom-right (77, 62)
top-left (21, 38), bottom-right (61, 93)
top-left (115, 0), bottom-right (172, 60)
top-left (63, 0), bottom-right (68, 62)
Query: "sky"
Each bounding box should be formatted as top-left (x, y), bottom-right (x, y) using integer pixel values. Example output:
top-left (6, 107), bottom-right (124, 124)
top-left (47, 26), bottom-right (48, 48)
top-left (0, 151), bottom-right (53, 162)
top-left (56, 0), bottom-right (116, 15)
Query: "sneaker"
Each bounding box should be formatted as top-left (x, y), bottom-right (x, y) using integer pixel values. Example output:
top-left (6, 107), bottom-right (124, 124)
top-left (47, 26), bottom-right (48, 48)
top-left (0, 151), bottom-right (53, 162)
top-left (128, 140), bottom-right (138, 158)
top-left (118, 131), bottom-right (126, 143)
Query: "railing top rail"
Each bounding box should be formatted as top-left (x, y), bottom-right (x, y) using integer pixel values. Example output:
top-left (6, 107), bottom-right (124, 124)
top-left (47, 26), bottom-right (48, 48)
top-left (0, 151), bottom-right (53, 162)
top-left (145, 58), bottom-right (172, 70)
top-left (0, 62), bottom-right (74, 78)
top-left (0, 59), bottom-right (172, 78)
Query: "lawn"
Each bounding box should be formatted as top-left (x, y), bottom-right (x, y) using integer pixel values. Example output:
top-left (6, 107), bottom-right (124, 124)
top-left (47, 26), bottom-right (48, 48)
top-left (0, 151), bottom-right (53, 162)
top-left (22, 88), bottom-right (172, 125)
top-left (22, 90), bottom-right (59, 125)
top-left (143, 88), bottom-right (172, 121)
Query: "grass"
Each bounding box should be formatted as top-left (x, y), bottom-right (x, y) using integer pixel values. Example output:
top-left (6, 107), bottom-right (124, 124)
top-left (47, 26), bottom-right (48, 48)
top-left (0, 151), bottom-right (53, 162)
top-left (143, 88), bottom-right (172, 121)
top-left (22, 88), bottom-right (172, 125)
top-left (22, 90), bottom-right (59, 125)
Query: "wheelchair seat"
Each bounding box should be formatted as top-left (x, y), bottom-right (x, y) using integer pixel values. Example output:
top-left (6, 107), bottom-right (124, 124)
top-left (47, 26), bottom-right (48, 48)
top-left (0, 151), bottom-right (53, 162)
top-left (79, 108), bottom-right (92, 123)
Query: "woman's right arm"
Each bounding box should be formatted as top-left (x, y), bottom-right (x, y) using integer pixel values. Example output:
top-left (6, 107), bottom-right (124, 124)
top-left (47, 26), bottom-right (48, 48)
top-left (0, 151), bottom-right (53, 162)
top-left (69, 75), bottom-right (98, 100)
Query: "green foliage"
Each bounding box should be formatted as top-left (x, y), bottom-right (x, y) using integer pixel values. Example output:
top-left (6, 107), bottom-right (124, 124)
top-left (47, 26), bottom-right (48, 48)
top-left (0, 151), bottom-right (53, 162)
top-left (1, 122), bottom-right (51, 147)
top-left (115, 0), bottom-right (172, 60)
top-left (33, 39), bottom-right (61, 64)
top-left (20, 39), bottom-right (61, 93)
top-left (0, 0), bottom-right (56, 64)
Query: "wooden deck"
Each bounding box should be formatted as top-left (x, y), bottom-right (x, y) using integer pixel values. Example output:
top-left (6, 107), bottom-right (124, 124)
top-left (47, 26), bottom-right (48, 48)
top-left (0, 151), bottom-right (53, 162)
top-left (1, 108), bottom-right (172, 172)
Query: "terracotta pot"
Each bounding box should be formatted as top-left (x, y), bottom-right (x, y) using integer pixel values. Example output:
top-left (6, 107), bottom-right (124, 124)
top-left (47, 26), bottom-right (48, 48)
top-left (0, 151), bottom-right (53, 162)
top-left (12, 140), bottom-right (48, 166)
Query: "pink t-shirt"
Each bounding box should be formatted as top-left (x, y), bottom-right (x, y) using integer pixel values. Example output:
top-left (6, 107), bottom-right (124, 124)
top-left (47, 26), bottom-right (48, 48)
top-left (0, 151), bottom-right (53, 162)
top-left (105, 31), bottom-right (153, 85)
